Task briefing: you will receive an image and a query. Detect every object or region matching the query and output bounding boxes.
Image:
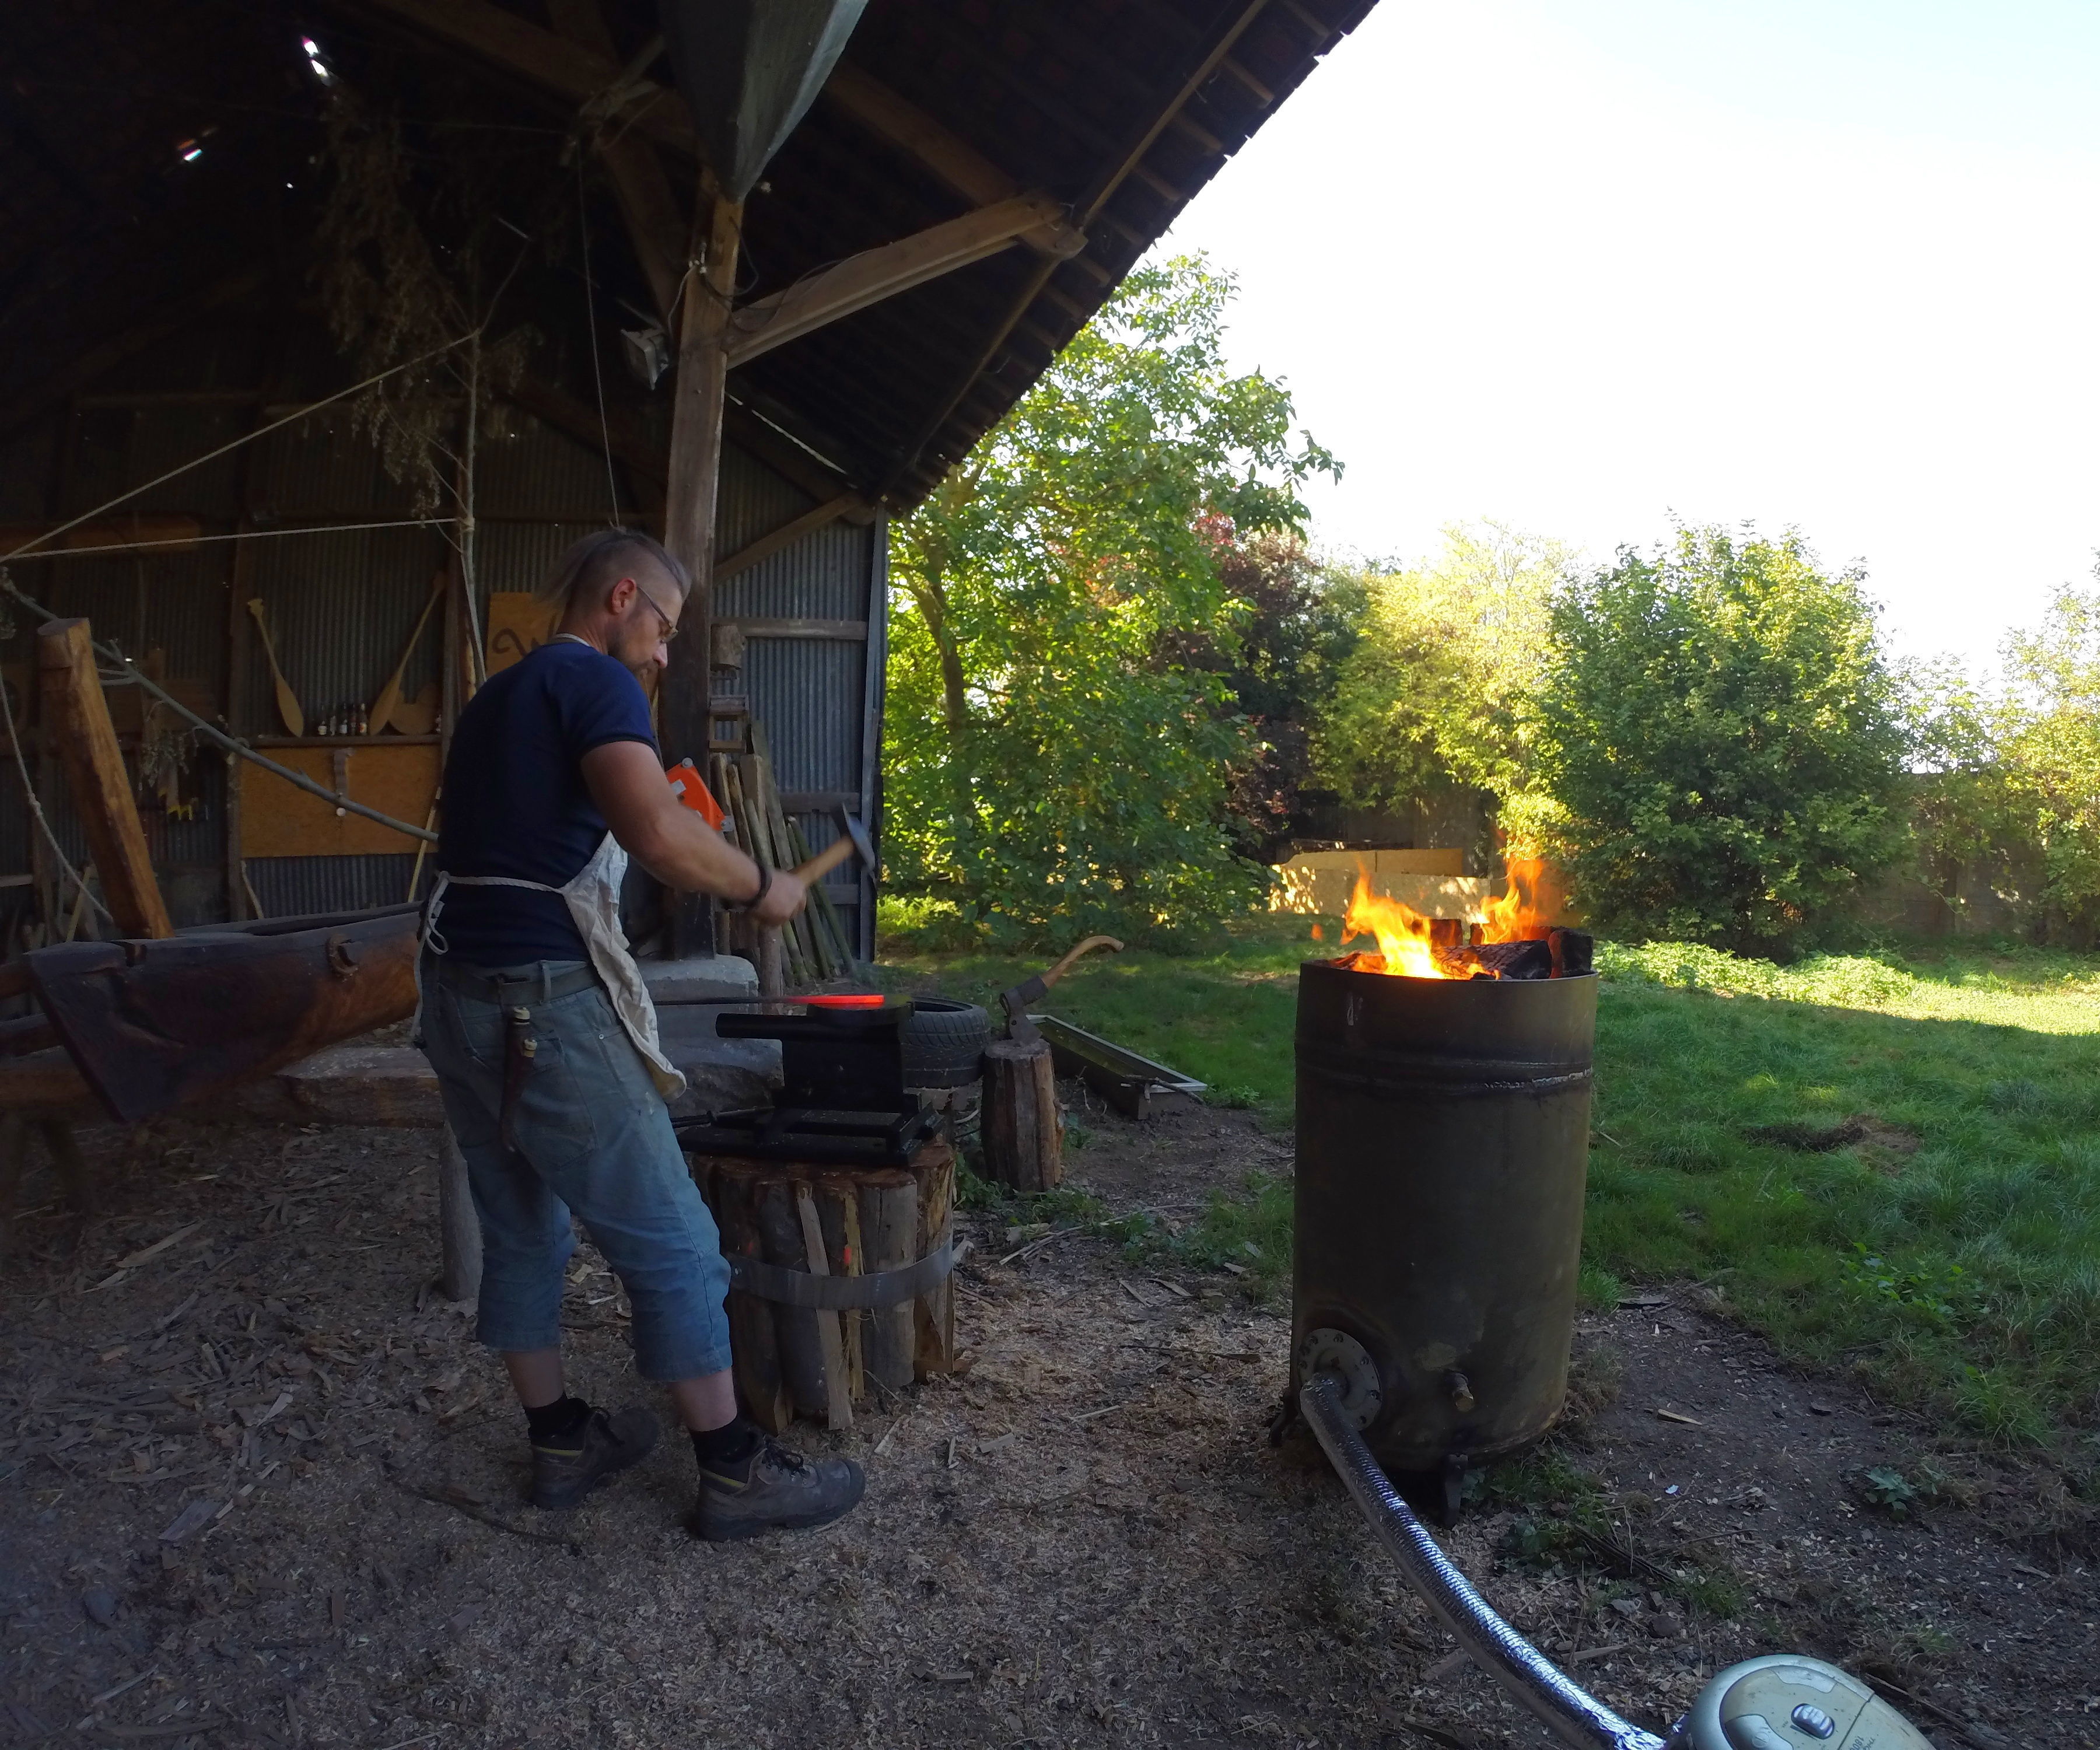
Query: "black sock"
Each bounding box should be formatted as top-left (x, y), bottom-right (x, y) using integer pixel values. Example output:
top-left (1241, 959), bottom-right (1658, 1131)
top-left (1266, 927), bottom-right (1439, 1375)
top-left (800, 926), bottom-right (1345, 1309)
top-left (525, 1395), bottom-right (592, 1445)
top-left (690, 1416), bottom-right (761, 1469)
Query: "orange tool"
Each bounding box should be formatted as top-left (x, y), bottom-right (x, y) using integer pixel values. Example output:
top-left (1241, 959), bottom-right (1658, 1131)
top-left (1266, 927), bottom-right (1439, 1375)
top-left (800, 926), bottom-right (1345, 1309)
top-left (666, 758), bottom-right (725, 828)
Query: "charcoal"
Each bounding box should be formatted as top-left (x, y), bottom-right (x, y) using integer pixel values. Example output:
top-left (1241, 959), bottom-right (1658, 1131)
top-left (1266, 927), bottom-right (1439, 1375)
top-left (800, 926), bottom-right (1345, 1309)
top-left (1468, 940), bottom-right (1554, 979)
top-left (1548, 929), bottom-right (1594, 977)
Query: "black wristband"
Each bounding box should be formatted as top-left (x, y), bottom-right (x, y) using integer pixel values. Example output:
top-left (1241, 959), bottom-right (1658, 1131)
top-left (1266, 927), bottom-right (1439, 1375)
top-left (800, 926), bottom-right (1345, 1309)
top-left (731, 863), bottom-right (774, 914)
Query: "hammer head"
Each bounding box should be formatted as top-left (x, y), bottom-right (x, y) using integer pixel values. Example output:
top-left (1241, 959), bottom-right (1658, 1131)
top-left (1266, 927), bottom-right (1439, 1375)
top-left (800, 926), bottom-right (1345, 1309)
top-left (834, 805), bottom-right (877, 873)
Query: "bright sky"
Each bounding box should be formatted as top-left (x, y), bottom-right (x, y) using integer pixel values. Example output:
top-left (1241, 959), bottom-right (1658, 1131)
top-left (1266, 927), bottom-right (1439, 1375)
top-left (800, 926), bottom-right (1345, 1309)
top-left (1160, 0), bottom-right (2100, 671)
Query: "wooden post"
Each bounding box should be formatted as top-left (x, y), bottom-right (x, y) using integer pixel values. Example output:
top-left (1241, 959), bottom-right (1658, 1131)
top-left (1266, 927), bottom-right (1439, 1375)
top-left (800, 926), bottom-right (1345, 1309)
top-left (436, 1125), bottom-right (482, 1303)
top-left (37, 618), bottom-right (173, 939)
top-left (658, 184), bottom-right (743, 956)
top-left (982, 1040), bottom-right (1062, 1195)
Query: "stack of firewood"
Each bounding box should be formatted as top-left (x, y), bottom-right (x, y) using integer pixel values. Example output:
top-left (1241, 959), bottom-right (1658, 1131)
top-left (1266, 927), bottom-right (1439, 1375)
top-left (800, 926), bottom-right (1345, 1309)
top-left (708, 718), bottom-right (856, 985)
top-left (688, 1139), bottom-right (957, 1434)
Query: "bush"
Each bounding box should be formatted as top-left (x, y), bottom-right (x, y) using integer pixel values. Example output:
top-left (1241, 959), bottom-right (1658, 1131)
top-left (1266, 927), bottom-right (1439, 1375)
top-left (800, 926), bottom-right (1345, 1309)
top-left (1535, 525), bottom-right (1906, 951)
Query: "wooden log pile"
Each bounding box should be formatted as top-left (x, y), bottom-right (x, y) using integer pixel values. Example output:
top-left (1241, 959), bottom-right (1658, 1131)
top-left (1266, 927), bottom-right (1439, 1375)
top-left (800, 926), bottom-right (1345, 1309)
top-left (687, 1138), bottom-right (957, 1434)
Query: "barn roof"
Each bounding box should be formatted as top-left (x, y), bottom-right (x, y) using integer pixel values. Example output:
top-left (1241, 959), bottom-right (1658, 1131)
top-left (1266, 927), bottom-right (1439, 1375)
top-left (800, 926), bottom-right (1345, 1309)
top-left (0, 0), bottom-right (1373, 510)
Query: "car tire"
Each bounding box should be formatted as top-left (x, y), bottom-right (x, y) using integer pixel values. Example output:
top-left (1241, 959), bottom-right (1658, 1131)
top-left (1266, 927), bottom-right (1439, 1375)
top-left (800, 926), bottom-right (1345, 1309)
top-left (901, 996), bottom-right (991, 1088)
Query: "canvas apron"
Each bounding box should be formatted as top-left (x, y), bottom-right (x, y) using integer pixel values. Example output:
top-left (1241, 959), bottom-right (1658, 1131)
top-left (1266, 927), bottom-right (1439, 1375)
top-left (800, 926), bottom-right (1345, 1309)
top-left (417, 830), bottom-right (687, 1102)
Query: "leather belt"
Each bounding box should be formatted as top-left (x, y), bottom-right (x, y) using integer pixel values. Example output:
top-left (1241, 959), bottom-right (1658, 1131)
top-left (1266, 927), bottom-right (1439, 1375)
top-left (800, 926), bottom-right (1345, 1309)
top-left (430, 959), bottom-right (603, 1006)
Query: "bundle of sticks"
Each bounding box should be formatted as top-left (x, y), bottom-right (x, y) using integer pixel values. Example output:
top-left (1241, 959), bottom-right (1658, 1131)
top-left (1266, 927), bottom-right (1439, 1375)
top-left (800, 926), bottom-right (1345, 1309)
top-left (708, 720), bottom-right (856, 984)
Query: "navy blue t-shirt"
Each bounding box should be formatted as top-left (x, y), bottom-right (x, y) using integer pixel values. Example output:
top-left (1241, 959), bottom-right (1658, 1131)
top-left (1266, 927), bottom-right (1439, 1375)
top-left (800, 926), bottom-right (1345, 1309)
top-left (434, 639), bottom-right (656, 965)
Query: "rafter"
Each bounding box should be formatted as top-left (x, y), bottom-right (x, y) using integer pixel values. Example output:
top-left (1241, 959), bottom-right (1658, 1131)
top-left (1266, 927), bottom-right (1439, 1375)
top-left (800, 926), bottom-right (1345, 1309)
top-left (724, 194), bottom-right (1083, 370)
top-left (355, 0), bottom-right (698, 157)
top-left (545, 0), bottom-right (687, 326)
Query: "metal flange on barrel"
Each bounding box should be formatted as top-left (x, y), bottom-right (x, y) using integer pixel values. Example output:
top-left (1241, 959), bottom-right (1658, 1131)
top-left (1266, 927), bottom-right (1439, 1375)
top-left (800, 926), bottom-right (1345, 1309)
top-left (1295, 1328), bottom-right (1382, 1428)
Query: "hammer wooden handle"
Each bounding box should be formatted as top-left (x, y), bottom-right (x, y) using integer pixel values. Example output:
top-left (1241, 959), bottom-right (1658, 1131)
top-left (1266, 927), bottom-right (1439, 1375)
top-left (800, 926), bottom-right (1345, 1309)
top-left (791, 835), bottom-right (858, 885)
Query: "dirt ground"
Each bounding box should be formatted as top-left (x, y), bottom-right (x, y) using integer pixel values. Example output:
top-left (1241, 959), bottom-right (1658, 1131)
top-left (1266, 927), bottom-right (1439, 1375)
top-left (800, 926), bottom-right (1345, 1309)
top-left (2, 1094), bottom-right (2096, 1749)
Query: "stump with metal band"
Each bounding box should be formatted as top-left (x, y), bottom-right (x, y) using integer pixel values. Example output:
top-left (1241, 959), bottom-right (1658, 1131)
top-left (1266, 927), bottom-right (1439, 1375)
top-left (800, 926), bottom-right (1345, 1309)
top-left (688, 1139), bottom-right (958, 1434)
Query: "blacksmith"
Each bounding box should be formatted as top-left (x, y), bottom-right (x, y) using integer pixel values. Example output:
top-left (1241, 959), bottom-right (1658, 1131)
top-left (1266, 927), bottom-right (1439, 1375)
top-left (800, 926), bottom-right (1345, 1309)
top-left (416, 528), bottom-right (864, 1538)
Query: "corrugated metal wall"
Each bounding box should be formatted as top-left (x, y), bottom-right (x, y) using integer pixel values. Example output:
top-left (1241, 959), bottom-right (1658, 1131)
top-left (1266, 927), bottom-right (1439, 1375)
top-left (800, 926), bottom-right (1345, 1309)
top-left (0, 335), bottom-right (886, 959)
top-left (713, 443), bottom-right (883, 958)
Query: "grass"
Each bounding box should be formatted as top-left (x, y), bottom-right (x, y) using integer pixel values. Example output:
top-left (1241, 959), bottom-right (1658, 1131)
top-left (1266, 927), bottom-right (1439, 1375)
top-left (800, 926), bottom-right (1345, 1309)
top-left (883, 916), bottom-right (2100, 1452)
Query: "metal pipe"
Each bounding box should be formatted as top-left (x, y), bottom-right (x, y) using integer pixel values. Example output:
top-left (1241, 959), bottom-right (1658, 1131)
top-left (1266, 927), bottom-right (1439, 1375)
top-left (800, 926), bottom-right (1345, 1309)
top-left (1299, 1373), bottom-right (1667, 1750)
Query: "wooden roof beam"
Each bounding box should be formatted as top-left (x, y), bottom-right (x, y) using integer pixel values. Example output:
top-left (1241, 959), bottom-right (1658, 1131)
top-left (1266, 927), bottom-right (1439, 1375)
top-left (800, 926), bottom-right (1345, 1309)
top-left (353, 0), bottom-right (698, 158)
top-left (724, 194), bottom-right (1084, 370)
top-left (544, 0), bottom-right (688, 327)
top-left (823, 64), bottom-right (1017, 209)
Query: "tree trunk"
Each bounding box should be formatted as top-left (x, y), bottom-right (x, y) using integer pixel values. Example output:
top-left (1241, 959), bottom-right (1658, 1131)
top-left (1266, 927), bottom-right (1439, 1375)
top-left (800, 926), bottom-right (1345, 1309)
top-left (982, 1039), bottom-right (1060, 1194)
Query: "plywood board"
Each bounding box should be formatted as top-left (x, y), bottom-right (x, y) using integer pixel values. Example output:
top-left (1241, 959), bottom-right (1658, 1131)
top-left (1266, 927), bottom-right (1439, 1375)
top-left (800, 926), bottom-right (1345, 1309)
top-left (239, 744), bottom-right (440, 858)
top-left (485, 592), bottom-right (557, 675)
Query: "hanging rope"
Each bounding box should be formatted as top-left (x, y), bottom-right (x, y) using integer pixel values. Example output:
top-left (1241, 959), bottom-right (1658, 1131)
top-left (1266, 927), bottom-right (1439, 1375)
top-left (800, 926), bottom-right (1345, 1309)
top-left (0, 572), bottom-right (438, 845)
top-left (1, 331), bottom-right (478, 568)
top-left (13, 517), bottom-right (459, 564)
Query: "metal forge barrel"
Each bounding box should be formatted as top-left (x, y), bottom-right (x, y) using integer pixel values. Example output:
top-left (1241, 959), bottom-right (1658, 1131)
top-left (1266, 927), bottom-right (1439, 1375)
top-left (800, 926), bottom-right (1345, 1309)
top-left (1291, 958), bottom-right (1598, 1475)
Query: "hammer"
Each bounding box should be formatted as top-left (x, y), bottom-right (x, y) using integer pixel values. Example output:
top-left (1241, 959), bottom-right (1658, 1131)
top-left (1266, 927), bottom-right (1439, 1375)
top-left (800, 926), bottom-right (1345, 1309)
top-left (999, 935), bottom-right (1123, 1044)
top-left (789, 805), bottom-right (877, 887)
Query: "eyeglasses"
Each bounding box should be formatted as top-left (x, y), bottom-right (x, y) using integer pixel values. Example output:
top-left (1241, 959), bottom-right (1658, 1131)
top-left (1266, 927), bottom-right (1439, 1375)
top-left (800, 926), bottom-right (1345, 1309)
top-left (632, 582), bottom-right (680, 643)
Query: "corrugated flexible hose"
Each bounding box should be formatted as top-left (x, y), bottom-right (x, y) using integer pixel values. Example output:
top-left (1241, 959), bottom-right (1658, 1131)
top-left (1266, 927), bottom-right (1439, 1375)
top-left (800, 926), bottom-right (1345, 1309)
top-left (1299, 1373), bottom-right (1669, 1750)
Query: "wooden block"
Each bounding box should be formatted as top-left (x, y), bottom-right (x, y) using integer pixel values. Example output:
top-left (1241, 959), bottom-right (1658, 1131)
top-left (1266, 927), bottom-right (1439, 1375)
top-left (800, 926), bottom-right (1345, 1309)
top-left (703, 1158), bottom-right (791, 1433)
top-left (911, 1139), bottom-right (957, 1378)
top-left (982, 1039), bottom-right (1061, 1195)
top-left (794, 1181), bottom-right (853, 1432)
top-left (856, 1167), bottom-right (918, 1392)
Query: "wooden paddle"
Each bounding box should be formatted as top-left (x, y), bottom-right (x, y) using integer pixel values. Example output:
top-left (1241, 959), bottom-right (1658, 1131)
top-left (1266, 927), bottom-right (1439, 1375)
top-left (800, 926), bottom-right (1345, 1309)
top-left (244, 598), bottom-right (303, 737)
top-left (370, 572), bottom-right (447, 737)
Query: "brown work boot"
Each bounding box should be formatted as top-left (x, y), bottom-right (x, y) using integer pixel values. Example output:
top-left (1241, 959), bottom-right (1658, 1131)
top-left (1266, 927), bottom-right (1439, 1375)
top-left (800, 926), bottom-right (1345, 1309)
top-left (530, 1405), bottom-right (659, 1510)
top-left (688, 1436), bottom-right (866, 1541)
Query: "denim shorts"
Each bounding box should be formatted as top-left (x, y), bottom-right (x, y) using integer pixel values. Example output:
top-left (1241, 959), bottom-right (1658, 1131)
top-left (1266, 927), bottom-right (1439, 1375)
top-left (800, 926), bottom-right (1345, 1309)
top-left (418, 959), bottom-right (733, 1381)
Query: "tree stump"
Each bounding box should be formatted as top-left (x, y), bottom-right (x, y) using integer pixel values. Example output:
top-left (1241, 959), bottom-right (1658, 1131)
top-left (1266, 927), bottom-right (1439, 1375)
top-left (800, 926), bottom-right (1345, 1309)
top-left (687, 1148), bottom-right (958, 1427)
top-left (982, 1038), bottom-right (1061, 1194)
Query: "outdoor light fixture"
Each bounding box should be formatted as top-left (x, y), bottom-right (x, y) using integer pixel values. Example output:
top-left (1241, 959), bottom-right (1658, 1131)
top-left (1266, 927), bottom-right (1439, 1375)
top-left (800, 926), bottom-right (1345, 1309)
top-left (622, 327), bottom-right (671, 388)
top-left (302, 35), bottom-right (334, 82)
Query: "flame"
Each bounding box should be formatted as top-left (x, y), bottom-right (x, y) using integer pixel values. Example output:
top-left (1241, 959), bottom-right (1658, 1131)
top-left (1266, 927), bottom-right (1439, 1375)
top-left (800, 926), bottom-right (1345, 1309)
top-left (1342, 871), bottom-right (1446, 978)
top-left (1479, 857), bottom-right (1562, 943)
top-left (1338, 858), bottom-right (1562, 979)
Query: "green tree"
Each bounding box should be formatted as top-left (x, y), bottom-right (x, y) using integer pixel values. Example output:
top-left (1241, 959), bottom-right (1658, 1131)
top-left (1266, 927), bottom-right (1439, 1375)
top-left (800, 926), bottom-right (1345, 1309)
top-left (883, 257), bottom-right (1338, 942)
top-left (1534, 526), bottom-right (1906, 950)
top-left (1999, 582), bottom-right (2100, 935)
top-left (1157, 530), bottom-right (1363, 862)
top-left (1311, 521), bottom-right (1570, 832)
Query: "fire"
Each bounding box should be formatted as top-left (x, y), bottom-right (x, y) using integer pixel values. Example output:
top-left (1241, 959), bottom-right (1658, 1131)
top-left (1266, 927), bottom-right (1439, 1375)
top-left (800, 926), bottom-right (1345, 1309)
top-left (1342, 875), bottom-right (1444, 978)
top-left (1339, 857), bottom-right (1561, 979)
top-left (1481, 857), bottom-right (1562, 940)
